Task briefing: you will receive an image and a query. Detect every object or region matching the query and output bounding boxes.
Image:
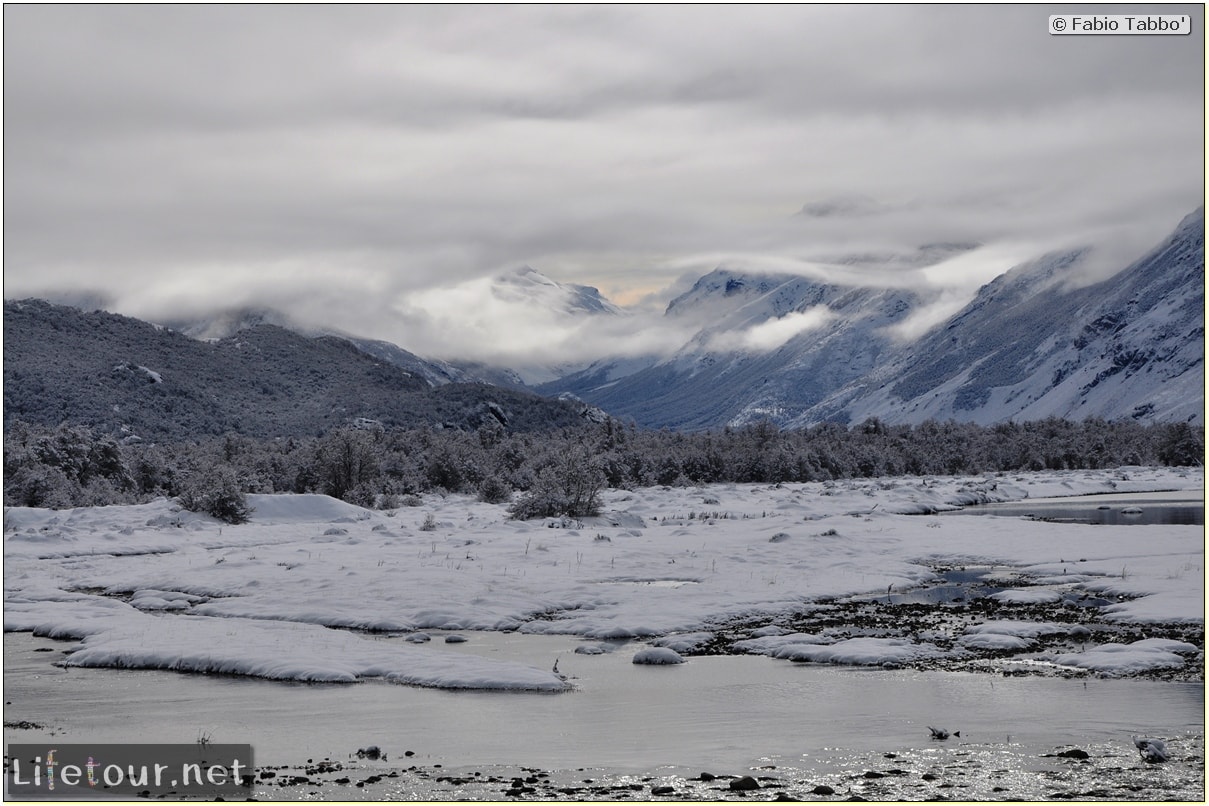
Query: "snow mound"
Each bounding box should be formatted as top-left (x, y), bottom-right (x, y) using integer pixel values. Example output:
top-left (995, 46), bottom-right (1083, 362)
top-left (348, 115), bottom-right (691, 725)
top-left (747, 625), bottom-right (791, 638)
top-left (959, 632), bottom-right (1034, 650)
top-left (632, 647), bottom-right (686, 665)
top-left (1041, 639), bottom-right (1200, 675)
top-left (733, 633), bottom-right (828, 655)
top-left (772, 637), bottom-right (944, 667)
top-left (245, 494), bottom-right (374, 524)
top-left (5, 596), bottom-right (147, 639)
top-left (600, 511), bottom-right (647, 529)
top-left (129, 589), bottom-right (203, 611)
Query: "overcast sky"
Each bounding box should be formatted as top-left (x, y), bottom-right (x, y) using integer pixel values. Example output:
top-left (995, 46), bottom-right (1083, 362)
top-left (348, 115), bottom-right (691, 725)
top-left (4, 4), bottom-right (1204, 366)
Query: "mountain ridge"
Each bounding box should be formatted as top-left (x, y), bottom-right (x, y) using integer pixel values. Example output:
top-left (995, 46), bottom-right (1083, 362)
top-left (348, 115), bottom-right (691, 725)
top-left (2, 299), bottom-right (596, 441)
top-left (539, 208), bottom-right (1203, 429)
top-left (7, 212), bottom-right (1201, 434)
top-left (801, 208), bottom-right (1204, 427)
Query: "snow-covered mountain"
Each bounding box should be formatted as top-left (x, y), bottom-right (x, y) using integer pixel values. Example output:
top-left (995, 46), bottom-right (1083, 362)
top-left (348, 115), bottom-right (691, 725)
top-left (117, 265), bottom-right (624, 391)
top-left (464, 265), bottom-right (627, 384)
top-left (162, 306), bottom-right (527, 389)
top-left (541, 269), bottom-right (923, 429)
top-left (492, 265), bottom-right (623, 317)
top-left (56, 214), bottom-right (1200, 433)
top-left (148, 266), bottom-right (626, 390)
top-left (540, 209), bottom-right (1204, 429)
top-left (802, 208), bottom-right (1205, 427)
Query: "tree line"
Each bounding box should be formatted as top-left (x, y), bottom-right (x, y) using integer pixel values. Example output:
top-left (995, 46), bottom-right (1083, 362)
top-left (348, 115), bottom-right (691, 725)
top-left (4, 416), bottom-right (1203, 523)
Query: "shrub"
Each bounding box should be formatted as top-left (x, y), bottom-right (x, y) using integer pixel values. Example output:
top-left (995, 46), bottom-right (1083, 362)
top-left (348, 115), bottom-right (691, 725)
top-left (477, 475), bottom-right (512, 504)
top-left (344, 482), bottom-right (379, 508)
top-left (508, 452), bottom-right (604, 520)
top-left (178, 466), bottom-right (252, 524)
top-left (6, 465), bottom-right (79, 509)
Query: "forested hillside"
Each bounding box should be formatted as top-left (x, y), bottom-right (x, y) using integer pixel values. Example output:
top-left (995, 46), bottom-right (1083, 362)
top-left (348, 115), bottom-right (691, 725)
top-left (3, 299), bottom-right (591, 440)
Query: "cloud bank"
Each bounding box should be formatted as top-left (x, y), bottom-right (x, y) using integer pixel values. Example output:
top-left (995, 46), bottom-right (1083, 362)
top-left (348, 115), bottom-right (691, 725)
top-left (4, 4), bottom-right (1203, 366)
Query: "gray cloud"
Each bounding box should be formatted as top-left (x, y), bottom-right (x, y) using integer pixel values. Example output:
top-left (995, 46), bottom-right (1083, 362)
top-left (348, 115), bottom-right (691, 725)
top-left (4, 4), bottom-right (1203, 366)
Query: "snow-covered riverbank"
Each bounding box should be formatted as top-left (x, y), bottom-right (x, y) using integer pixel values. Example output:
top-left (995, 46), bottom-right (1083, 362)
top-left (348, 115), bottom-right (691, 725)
top-left (5, 467), bottom-right (1203, 689)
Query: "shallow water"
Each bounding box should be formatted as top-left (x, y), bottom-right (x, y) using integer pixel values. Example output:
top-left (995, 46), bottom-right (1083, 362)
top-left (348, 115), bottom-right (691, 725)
top-left (946, 490), bottom-right (1204, 525)
top-left (5, 630), bottom-right (1202, 780)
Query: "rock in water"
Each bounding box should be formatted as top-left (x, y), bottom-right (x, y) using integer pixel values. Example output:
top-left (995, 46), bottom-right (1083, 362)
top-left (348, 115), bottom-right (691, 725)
top-left (729, 775), bottom-right (760, 791)
top-left (1132, 736), bottom-right (1170, 763)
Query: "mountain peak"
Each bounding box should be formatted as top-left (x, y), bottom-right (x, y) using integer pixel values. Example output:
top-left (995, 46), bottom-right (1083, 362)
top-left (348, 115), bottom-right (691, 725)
top-left (499, 265), bottom-right (557, 286)
top-left (161, 306), bottom-right (304, 342)
top-left (490, 266), bottom-right (622, 316)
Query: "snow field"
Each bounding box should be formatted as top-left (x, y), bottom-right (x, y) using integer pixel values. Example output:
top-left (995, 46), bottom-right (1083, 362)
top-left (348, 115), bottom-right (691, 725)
top-left (4, 466), bottom-right (1202, 688)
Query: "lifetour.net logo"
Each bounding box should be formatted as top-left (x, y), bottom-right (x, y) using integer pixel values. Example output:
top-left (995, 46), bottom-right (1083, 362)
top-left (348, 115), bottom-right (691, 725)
top-left (6, 744), bottom-right (254, 798)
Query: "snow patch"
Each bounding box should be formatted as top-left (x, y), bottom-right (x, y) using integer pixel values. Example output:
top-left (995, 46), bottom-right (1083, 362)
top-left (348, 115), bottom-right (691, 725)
top-left (772, 637), bottom-right (945, 667)
top-left (64, 616), bottom-right (571, 690)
